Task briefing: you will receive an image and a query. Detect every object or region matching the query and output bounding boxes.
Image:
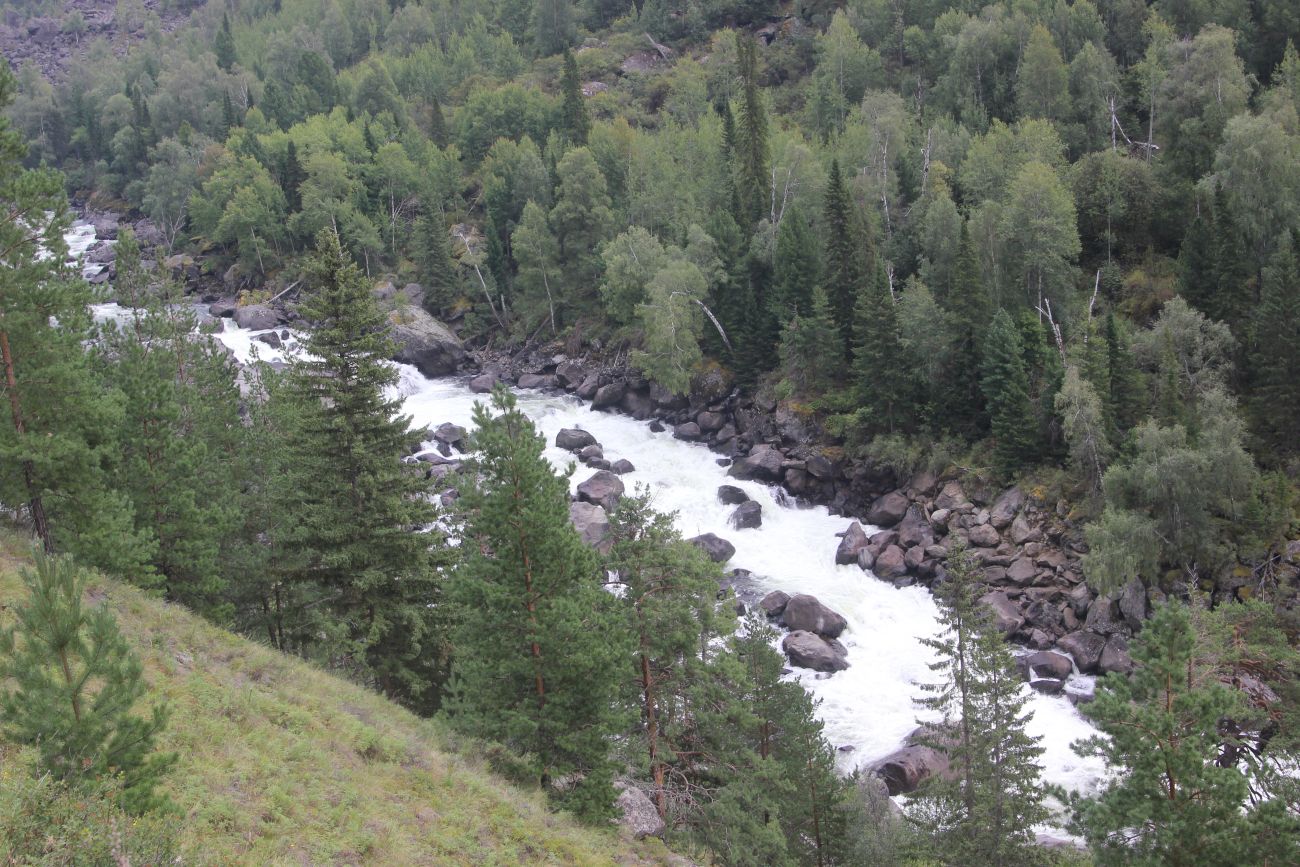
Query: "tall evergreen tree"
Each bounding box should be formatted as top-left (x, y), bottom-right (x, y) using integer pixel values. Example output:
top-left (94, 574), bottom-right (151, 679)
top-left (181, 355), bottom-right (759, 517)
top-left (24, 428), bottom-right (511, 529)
top-left (717, 100), bottom-right (743, 226)
top-left (448, 388), bottom-right (627, 820)
top-left (531, 0), bottom-right (574, 57)
top-left (769, 205), bottom-right (820, 322)
top-left (280, 139), bottom-right (305, 212)
top-left (852, 263), bottom-right (911, 433)
top-left (1247, 234), bottom-right (1300, 455)
top-left (980, 309), bottom-right (1039, 475)
top-left (1103, 311), bottom-right (1145, 441)
top-left (416, 212), bottom-right (461, 316)
top-left (269, 228), bottom-right (444, 707)
top-left (937, 222), bottom-right (989, 437)
top-left (559, 50), bottom-right (590, 145)
top-left (0, 550), bottom-right (175, 815)
top-left (427, 93), bottom-right (447, 147)
top-left (778, 285), bottom-right (842, 396)
top-left (821, 159), bottom-right (870, 360)
top-left (214, 13), bottom-right (237, 72)
top-left (734, 32), bottom-right (770, 228)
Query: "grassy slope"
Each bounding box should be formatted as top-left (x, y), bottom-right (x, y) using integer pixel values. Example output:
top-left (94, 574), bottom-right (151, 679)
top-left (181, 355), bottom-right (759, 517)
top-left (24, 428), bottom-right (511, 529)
top-left (0, 534), bottom-right (682, 866)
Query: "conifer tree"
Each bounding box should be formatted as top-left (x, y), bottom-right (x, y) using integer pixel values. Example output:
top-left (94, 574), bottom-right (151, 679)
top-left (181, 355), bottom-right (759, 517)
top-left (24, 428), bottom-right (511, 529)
top-left (911, 545), bottom-right (1047, 865)
top-left (559, 50), bottom-right (590, 145)
top-left (735, 32), bottom-right (770, 228)
top-left (1247, 235), bottom-right (1300, 455)
top-left (980, 309), bottom-right (1039, 475)
top-left (778, 286), bottom-right (842, 396)
top-left (531, 0), bottom-right (574, 57)
top-left (717, 100), bottom-right (743, 226)
top-left (281, 139), bottom-right (305, 212)
top-left (1103, 311), bottom-right (1145, 440)
top-left (550, 146), bottom-right (613, 308)
top-left (937, 222), bottom-right (989, 437)
top-left (416, 211), bottom-right (461, 316)
top-left (821, 159), bottom-right (870, 359)
top-left (1063, 602), bottom-right (1300, 866)
top-left (769, 205), bottom-right (820, 322)
top-left (853, 263), bottom-right (911, 433)
top-left (214, 13), bottom-right (237, 72)
top-left (427, 94), bottom-right (447, 146)
top-left (448, 388), bottom-right (627, 820)
top-left (0, 550), bottom-right (175, 815)
top-left (270, 228), bottom-right (444, 707)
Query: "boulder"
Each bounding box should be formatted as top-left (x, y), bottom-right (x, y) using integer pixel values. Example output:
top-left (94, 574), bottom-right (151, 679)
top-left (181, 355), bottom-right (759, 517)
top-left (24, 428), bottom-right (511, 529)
top-left (233, 303), bottom-right (280, 331)
top-left (866, 491), bottom-right (909, 527)
top-left (856, 548), bottom-right (876, 571)
top-left (673, 422), bottom-right (702, 441)
top-left (569, 502), bottom-right (610, 548)
top-left (592, 381), bottom-right (626, 409)
top-left (688, 533), bottom-right (735, 564)
top-left (1099, 635), bottom-right (1134, 674)
top-left (555, 361), bottom-right (587, 388)
top-left (611, 459), bottom-right (635, 475)
top-left (730, 501), bottom-right (763, 530)
top-left (433, 423), bottom-right (466, 449)
top-left (1022, 650), bottom-right (1073, 681)
top-left (806, 455), bottom-right (835, 479)
top-left (1009, 512), bottom-right (1042, 544)
top-left (555, 428), bottom-right (598, 451)
top-left (782, 630), bottom-right (849, 672)
top-left (1030, 678), bottom-right (1066, 696)
top-left (575, 374), bottom-right (601, 400)
top-left (967, 524), bottom-right (1001, 548)
top-left (1057, 631), bottom-right (1107, 675)
top-left (577, 470), bottom-right (625, 512)
top-left (388, 307), bottom-right (466, 377)
top-left (781, 594), bottom-right (848, 639)
top-left (835, 521), bottom-right (870, 565)
top-left (1084, 595), bottom-right (1124, 635)
top-left (759, 591), bottom-right (790, 618)
top-left (896, 506), bottom-right (934, 548)
top-left (989, 487), bottom-right (1024, 529)
top-left (980, 592), bottom-right (1025, 637)
top-left (620, 390), bottom-right (655, 420)
top-left (517, 372), bottom-right (555, 389)
top-left (208, 300), bottom-right (237, 318)
top-left (468, 372), bottom-right (498, 393)
top-left (1006, 557), bottom-right (1039, 586)
top-left (1118, 578), bottom-right (1148, 632)
top-left (729, 444), bottom-right (785, 481)
top-left (256, 331), bottom-right (282, 348)
top-left (578, 444), bottom-right (605, 463)
top-left (874, 545), bottom-right (907, 578)
top-left (615, 784), bottom-right (665, 840)
top-left (718, 485), bottom-right (750, 505)
top-left (873, 742), bottom-right (951, 796)
top-left (697, 410), bottom-right (726, 432)
top-left (934, 481), bottom-right (967, 511)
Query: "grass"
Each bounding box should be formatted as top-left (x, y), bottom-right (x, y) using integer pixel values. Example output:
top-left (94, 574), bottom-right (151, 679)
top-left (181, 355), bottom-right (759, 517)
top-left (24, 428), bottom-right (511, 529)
top-left (0, 533), bottom-right (685, 866)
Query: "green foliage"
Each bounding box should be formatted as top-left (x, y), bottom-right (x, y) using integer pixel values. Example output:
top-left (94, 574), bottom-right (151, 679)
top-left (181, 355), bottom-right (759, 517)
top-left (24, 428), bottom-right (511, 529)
top-left (980, 309), bottom-right (1039, 475)
top-left (821, 158), bottom-right (870, 359)
top-left (550, 146), bottom-right (614, 304)
top-left (0, 550), bottom-right (174, 814)
top-left (416, 211), bottom-right (462, 316)
top-left (559, 50), bottom-right (590, 145)
top-left (1246, 234), bottom-right (1300, 455)
top-left (778, 285), bottom-right (842, 396)
top-left (633, 258), bottom-right (708, 394)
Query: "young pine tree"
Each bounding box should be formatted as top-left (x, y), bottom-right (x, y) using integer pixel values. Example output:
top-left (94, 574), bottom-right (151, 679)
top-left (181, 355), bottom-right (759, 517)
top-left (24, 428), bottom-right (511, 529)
top-left (852, 262), bottom-right (911, 434)
top-left (448, 388), bottom-right (628, 821)
top-left (1247, 234), bottom-right (1300, 455)
top-left (980, 309), bottom-right (1039, 475)
top-left (778, 285), bottom-right (842, 397)
top-left (416, 211), bottom-right (462, 317)
top-left (0, 550), bottom-right (175, 815)
top-left (912, 545), bottom-right (1047, 865)
top-left (270, 228), bottom-right (444, 707)
top-left (769, 204), bottom-right (820, 322)
top-left (822, 158), bottom-right (871, 360)
top-left (937, 221), bottom-right (989, 437)
top-left (559, 49), bottom-right (590, 145)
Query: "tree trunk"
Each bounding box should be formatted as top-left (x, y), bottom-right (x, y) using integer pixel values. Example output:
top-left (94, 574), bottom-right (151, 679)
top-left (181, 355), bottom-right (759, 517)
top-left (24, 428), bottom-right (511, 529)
top-left (0, 328), bottom-right (51, 551)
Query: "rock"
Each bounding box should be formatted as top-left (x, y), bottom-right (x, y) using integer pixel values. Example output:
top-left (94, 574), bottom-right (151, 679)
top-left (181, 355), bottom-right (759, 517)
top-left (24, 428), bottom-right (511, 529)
top-left (718, 485), bottom-right (750, 505)
top-left (730, 501), bottom-right (763, 530)
top-left (934, 481), bottom-right (967, 511)
top-left (434, 423), bottom-right (467, 450)
top-left (857, 548), bottom-right (876, 571)
top-left (1009, 513), bottom-right (1043, 544)
top-left (1118, 578), bottom-right (1148, 632)
top-left (233, 303), bottom-right (280, 331)
top-left (688, 533), bottom-right (735, 563)
top-left (866, 491), bottom-right (909, 527)
top-left (569, 502), bottom-right (610, 548)
top-left (388, 307), bottom-right (466, 377)
top-left (968, 524), bottom-right (1001, 548)
top-left (587, 458), bottom-right (612, 471)
top-left (1057, 631), bottom-right (1107, 674)
top-left (1099, 635), bottom-right (1134, 674)
top-left (611, 459), bottom-right (635, 475)
top-left (620, 390), bottom-right (655, 419)
top-left (256, 331), bottom-right (282, 348)
top-left (649, 382), bottom-right (688, 409)
top-left (592, 381), bottom-right (626, 409)
top-left (468, 372), bottom-right (498, 393)
top-left (782, 594), bottom-right (848, 639)
top-left (806, 455), bottom-right (834, 479)
top-left (517, 372), bottom-right (555, 389)
top-left (1084, 595), bottom-right (1124, 635)
top-left (904, 545), bottom-right (926, 573)
top-left (208, 301), bottom-right (237, 318)
top-left (648, 420), bottom-right (666, 433)
top-left (1006, 557), bottom-right (1039, 586)
top-left (555, 361), bottom-right (586, 388)
top-left (874, 743), bottom-right (950, 796)
top-left (615, 784), bottom-right (665, 840)
top-left (896, 506), bottom-right (934, 548)
top-left (835, 521), bottom-right (870, 565)
top-left (980, 592), bottom-right (1025, 637)
top-left (556, 429), bottom-right (598, 451)
top-left (696, 410), bottom-right (726, 432)
top-left (576, 374), bottom-right (601, 400)
top-left (673, 422), bottom-right (702, 441)
top-left (1023, 650), bottom-right (1073, 681)
top-left (577, 470), bottom-right (625, 512)
top-left (759, 591), bottom-right (790, 618)
top-left (989, 487), bottom-right (1024, 529)
top-left (874, 544), bottom-right (907, 578)
top-left (578, 444), bottom-right (605, 463)
top-left (729, 444), bottom-right (785, 481)
top-left (782, 630), bottom-right (849, 672)
top-left (1030, 678), bottom-right (1066, 695)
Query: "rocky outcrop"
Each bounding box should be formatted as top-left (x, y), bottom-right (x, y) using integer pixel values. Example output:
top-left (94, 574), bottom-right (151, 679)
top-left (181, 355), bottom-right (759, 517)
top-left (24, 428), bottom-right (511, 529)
top-left (388, 307), bottom-right (466, 377)
top-left (835, 521), bottom-right (870, 565)
top-left (759, 591), bottom-right (790, 618)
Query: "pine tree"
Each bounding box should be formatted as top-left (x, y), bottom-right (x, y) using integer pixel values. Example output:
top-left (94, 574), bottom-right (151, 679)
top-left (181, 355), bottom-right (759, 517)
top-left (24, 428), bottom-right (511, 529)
top-left (912, 545), bottom-right (1047, 865)
top-left (214, 13), bottom-right (237, 72)
top-left (447, 388), bottom-right (627, 820)
top-left (416, 212), bottom-right (461, 316)
top-left (821, 159), bottom-right (870, 360)
top-left (853, 262), bottom-right (911, 433)
top-left (531, 0), bottom-right (574, 57)
top-left (281, 139), bottom-right (305, 212)
top-left (778, 285), bottom-right (842, 396)
top-left (937, 221), bottom-right (989, 437)
top-left (550, 146), bottom-right (613, 309)
top-left (980, 309), bottom-right (1039, 475)
top-left (270, 228), bottom-right (444, 707)
top-left (427, 94), bottom-right (447, 147)
top-left (1063, 602), bottom-right (1300, 866)
top-left (735, 32), bottom-right (770, 228)
top-left (769, 205), bottom-right (820, 321)
top-left (1103, 311), bottom-right (1145, 441)
top-left (0, 550), bottom-right (175, 815)
top-left (1247, 234), bottom-right (1300, 455)
top-left (559, 49), bottom-right (590, 145)
top-left (717, 100), bottom-right (743, 226)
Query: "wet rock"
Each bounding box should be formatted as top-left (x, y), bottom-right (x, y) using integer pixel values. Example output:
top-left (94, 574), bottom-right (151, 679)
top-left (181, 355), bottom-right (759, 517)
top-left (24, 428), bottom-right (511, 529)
top-left (556, 428), bottom-right (597, 451)
top-left (648, 420), bottom-right (666, 433)
top-left (592, 381), bottom-right (626, 409)
top-left (611, 459), bottom-right (635, 475)
top-left (555, 361), bottom-right (586, 388)
top-left (433, 423), bottom-right (467, 449)
top-left (517, 372), bottom-right (556, 389)
top-left (989, 487), bottom-right (1024, 529)
top-left (615, 783), bottom-right (665, 840)
top-left (620, 390), bottom-right (655, 419)
top-left (873, 732), bottom-right (952, 796)
top-left (730, 501), bottom-right (763, 530)
top-left (718, 485), bottom-right (750, 505)
top-left (578, 444), bottom-right (604, 463)
top-left (1030, 678), bottom-right (1066, 695)
top-left (835, 521), bottom-right (870, 565)
top-left (782, 630), bottom-right (849, 672)
top-left (729, 444), bottom-right (785, 481)
top-left (1118, 578), bottom-right (1148, 632)
top-left (874, 544), bottom-right (907, 578)
top-left (233, 303), bottom-right (280, 331)
top-left (759, 591), bottom-right (790, 618)
top-left (1022, 650), bottom-right (1073, 681)
top-left (468, 372), bottom-right (498, 393)
top-left (1057, 631), bottom-right (1107, 674)
top-left (688, 533), bottom-right (735, 563)
top-left (673, 422), bottom-right (702, 440)
top-left (697, 410), bottom-right (726, 432)
top-left (866, 491), bottom-right (909, 527)
top-left (968, 524), bottom-right (1001, 548)
top-left (781, 594), bottom-right (848, 639)
top-left (388, 307), bottom-right (466, 377)
top-left (575, 374), bottom-right (601, 400)
top-left (208, 300), bottom-right (237, 318)
top-left (1099, 635), bottom-right (1134, 674)
top-left (857, 548), bottom-right (875, 570)
top-left (980, 592), bottom-right (1025, 637)
top-left (256, 331), bottom-right (281, 348)
top-left (577, 470), bottom-right (625, 512)
top-left (569, 502), bottom-right (610, 548)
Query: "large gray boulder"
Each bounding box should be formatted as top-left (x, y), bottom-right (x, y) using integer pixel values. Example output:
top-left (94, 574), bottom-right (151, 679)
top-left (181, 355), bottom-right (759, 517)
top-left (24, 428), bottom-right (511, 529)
top-left (1021, 650), bottom-right (1073, 681)
top-left (728, 444), bottom-right (785, 481)
top-left (555, 428), bottom-right (598, 451)
top-left (1057, 631), bottom-right (1108, 674)
top-left (1100, 634), bottom-right (1134, 674)
top-left (233, 303), bottom-right (281, 331)
top-left (866, 491), bottom-right (909, 526)
top-left (759, 591), bottom-right (790, 618)
top-left (388, 307), bottom-right (466, 377)
top-left (577, 470), bottom-right (625, 512)
top-left (781, 594), bottom-right (848, 639)
top-left (718, 485), bottom-right (750, 505)
top-left (730, 500), bottom-right (763, 530)
top-left (592, 381), bottom-right (626, 409)
top-left (836, 521), bottom-right (870, 565)
top-left (989, 487), bottom-right (1024, 529)
top-left (688, 533), bottom-right (735, 563)
top-left (569, 502), bottom-right (610, 548)
top-left (614, 783), bottom-right (665, 840)
top-left (980, 591), bottom-right (1025, 637)
top-left (782, 630), bottom-right (849, 672)
top-left (874, 544), bottom-right (907, 578)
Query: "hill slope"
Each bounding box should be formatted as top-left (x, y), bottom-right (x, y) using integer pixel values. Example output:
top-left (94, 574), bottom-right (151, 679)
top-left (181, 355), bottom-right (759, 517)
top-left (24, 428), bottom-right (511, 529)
top-left (0, 532), bottom-right (683, 866)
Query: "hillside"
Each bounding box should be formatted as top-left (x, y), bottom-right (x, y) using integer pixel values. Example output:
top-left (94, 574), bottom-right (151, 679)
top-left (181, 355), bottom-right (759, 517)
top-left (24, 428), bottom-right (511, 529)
top-left (0, 532), bottom-right (683, 866)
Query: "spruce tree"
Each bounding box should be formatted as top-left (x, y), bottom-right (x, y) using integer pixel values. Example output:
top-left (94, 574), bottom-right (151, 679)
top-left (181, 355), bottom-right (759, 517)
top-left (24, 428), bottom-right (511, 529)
top-left (912, 545), bottom-right (1047, 865)
top-left (428, 94), bottom-right (447, 147)
top-left (717, 100), bottom-right (743, 226)
top-left (1247, 234), bottom-right (1300, 455)
top-left (0, 550), bottom-right (175, 815)
top-left (769, 205), bottom-right (820, 322)
top-left (559, 50), bottom-right (590, 146)
top-left (447, 388), bottom-right (627, 820)
top-left (852, 262), bottom-right (911, 433)
top-left (938, 221), bottom-right (989, 438)
top-left (214, 13), bottom-right (237, 72)
top-left (980, 309), bottom-right (1039, 475)
top-left (270, 228), bottom-right (444, 707)
top-left (1103, 311), bottom-right (1145, 442)
top-left (281, 139), bottom-right (305, 213)
top-left (822, 159), bottom-right (870, 360)
top-left (415, 212), bottom-right (461, 316)
top-left (778, 285), bottom-right (842, 396)
top-left (735, 32), bottom-right (770, 228)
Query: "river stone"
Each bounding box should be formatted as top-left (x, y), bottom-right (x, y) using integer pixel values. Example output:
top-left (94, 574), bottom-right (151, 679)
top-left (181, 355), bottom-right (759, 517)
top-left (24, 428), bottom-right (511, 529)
top-left (1023, 650), bottom-right (1073, 681)
top-left (781, 630), bottom-right (849, 672)
top-left (620, 390), bottom-right (655, 419)
top-left (697, 410), bottom-right (726, 432)
top-left (388, 307), bottom-right (466, 377)
top-left (835, 521), bottom-right (870, 565)
top-left (256, 331), bottom-right (281, 348)
top-left (517, 372), bottom-right (555, 389)
top-left (1057, 631), bottom-right (1107, 674)
top-left (592, 381), bottom-right (626, 409)
top-left (1030, 678), bottom-right (1066, 695)
top-left (1100, 635), bottom-right (1134, 674)
top-left (759, 591), bottom-right (790, 618)
top-left (1118, 578), bottom-right (1148, 631)
top-left (782, 594), bottom-right (848, 639)
top-left (729, 444), bottom-right (785, 481)
top-left (555, 361), bottom-right (586, 388)
top-left (980, 591), bottom-right (1025, 637)
top-left (866, 491), bottom-right (909, 527)
top-left (729, 501), bottom-right (763, 530)
top-left (857, 548), bottom-right (876, 571)
top-left (555, 428), bottom-right (597, 451)
top-left (1006, 557), bottom-right (1039, 586)
top-left (577, 470), bottom-right (625, 512)
top-left (468, 372), bottom-right (498, 393)
top-left (611, 459), bottom-right (635, 475)
top-left (433, 423), bottom-right (466, 450)
top-left (896, 506), bottom-right (933, 548)
top-left (575, 374), bottom-right (600, 400)
top-left (934, 481), bottom-right (967, 511)
top-left (968, 524), bottom-right (1001, 547)
top-left (578, 444), bottom-right (604, 463)
top-left (673, 422), bottom-right (702, 440)
top-left (904, 545), bottom-right (926, 573)
top-left (569, 502), bottom-right (610, 547)
top-left (688, 533), bottom-right (735, 563)
top-left (989, 486), bottom-right (1024, 529)
top-left (209, 300), bottom-right (237, 318)
top-left (873, 741), bottom-right (951, 796)
top-left (806, 455), bottom-right (834, 479)
top-left (718, 484), bottom-right (750, 505)
top-left (233, 303), bottom-right (280, 331)
top-left (615, 784), bottom-right (665, 840)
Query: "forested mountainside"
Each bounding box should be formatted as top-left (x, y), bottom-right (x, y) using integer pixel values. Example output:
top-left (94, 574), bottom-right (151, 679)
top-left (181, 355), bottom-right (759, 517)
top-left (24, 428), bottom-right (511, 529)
top-left (2, 0), bottom-right (1300, 863)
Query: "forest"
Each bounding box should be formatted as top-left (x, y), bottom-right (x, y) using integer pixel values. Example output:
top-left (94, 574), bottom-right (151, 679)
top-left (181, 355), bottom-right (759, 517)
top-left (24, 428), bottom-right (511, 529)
top-left (1, 0), bottom-right (1300, 863)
